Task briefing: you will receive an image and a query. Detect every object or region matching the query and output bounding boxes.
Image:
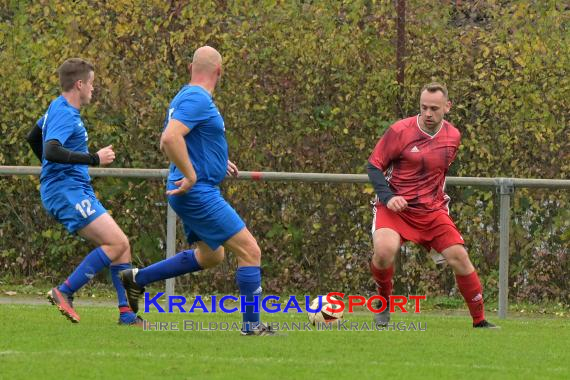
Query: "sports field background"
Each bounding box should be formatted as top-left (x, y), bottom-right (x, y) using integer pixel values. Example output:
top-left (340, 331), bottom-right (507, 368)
top-left (1, 1), bottom-right (568, 300)
top-left (1, 1), bottom-right (568, 379)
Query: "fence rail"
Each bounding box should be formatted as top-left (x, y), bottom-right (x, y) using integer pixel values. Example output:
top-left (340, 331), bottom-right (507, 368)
top-left (2, 166), bottom-right (569, 188)
top-left (2, 165), bottom-right (569, 318)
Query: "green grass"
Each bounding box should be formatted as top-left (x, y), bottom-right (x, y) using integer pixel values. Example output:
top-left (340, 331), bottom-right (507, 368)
top-left (1, 302), bottom-right (569, 380)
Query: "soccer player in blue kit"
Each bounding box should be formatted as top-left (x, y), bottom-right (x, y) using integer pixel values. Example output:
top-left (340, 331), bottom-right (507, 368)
top-left (26, 58), bottom-right (143, 325)
top-left (120, 46), bottom-right (274, 336)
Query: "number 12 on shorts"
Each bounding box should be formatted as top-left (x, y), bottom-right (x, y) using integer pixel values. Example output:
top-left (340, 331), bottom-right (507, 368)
top-left (75, 199), bottom-right (96, 218)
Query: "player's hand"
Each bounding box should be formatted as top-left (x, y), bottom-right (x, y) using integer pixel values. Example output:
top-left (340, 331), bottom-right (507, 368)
top-left (97, 145), bottom-right (115, 166)
top-left (226, 160), bottom-right (238, 177)
top-left (166, 176), bottom-right (195, 196)
top-left (387, 196), bottom-right (408, 212)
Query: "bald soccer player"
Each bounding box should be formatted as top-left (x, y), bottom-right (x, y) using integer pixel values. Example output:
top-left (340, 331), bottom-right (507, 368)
top-left (120, 46), bottom-right (274, 336)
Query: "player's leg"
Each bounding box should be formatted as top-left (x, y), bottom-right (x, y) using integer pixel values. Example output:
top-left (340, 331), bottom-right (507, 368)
top-left (371, 228), bottom-right (401, 326)
top-left (128, 242), bottom-right (223, 288)
top-left (440, 244), bottom-right (473, 275)
top-left (372, 227), bottom-right (401, 269)
top-left (164, 186), bottom-right (271, 334)
top-left (224, 227), bottom-right (260, 266)
top-left (188, 190), bottom-right (271, 335)
top-left (440, 244), bottom-right (497, 328)
top-left (441, 245), bottom-right (484, 324)
top-left (223, 227), bottom-right (273, 335)
top-left (45, 191), bottom-right (119, 323)
top-left (77, 212), bottom-right (130, 262)
top-left (120, 240), bottom-right (224, 313)
top-left (75, 213), bottom-right (142, 325)
top-left (431, 216), bottom-right (498, 329)
top-left (47, 212), bottom-right (126, 323)
top-left (120, 189), bottom-right (226, 312)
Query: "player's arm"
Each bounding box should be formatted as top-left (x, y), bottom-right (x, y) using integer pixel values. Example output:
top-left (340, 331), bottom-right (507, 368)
top-left (26, 124), bottom-right (43, 161)
top-left (44, 140), bottom-right (115, 166)
top-left (44, 139), bottom-right (99, 165)
top-left (367, 162), bottom-right (408, 212)
top-left (368, 127), bottom-right (408, 212)
top-left (366, 162), bottom-right (394, 205)
top-left (161, 119), bottom-right (197, 195)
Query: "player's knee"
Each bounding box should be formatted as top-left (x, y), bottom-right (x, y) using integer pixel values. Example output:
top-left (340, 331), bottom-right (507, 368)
top-left (244, 242), bottom-right (261, 263)
top-left (458, 252), bottom-right (474, 270)
top-left (445, 245), bottom-right (468, 262)
top-left (109, 235), bottom-right (130, 260)
top-left (228, 235), bottom-right (261, 265)
top-left (373, 245), bottom-right (397, 264)
top-left (458, 251), bottom-right (471, 264)
top-left (118, 235), bottom-right (130, 255)
top-left (443, 245), bottom-right (473, 273)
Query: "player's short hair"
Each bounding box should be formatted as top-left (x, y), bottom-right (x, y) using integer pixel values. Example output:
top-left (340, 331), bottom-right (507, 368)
top-left (57, 58), bottom-right (94, 91)
top-left (421, 82), bottom-right (448, 99)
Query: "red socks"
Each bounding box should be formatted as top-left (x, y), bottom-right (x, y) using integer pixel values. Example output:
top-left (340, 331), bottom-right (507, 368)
top-left (371, 262), bottom-right (485, 324)
top-left (370, 262), bottom-right (394, 300)
top-left (456, 271), bottom-right (485, 324)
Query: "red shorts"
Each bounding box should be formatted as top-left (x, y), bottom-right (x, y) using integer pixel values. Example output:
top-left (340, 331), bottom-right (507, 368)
top-left (372, 203), bottom-right (464, 253)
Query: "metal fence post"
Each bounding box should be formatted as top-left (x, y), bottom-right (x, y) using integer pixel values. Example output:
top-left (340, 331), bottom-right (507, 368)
top-left (497, 178), bottom-right (514, 319)
top-left (165, 204), bottom-right (177, 296)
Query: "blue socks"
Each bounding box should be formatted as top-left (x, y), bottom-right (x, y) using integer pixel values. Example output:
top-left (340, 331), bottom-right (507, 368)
top-left (59, 247), bottom-right (111, 294)
top-left (135, 249), bottom-right (202, 287)
top-left (58, 247), bottom-right (137, 319)
top-left (111, 263), bottom-right (131, 308)
top-left (236, 266), bottom-right (262, 332)
top-left (112, 263), bottom-right (139, 321)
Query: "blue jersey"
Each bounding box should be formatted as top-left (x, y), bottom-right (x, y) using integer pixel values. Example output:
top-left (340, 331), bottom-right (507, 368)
top-left (38, 95), bottom-right (91, 197)
top-left (164, 85), bottom-right (228, 185)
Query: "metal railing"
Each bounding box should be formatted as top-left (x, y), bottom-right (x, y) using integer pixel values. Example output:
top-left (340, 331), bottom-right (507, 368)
top-left (1, 165), bottom-right (569, 318)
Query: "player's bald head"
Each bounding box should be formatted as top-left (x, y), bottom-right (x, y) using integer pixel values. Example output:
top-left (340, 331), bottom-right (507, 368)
top-left (191, 46), bottom-right (222, 75)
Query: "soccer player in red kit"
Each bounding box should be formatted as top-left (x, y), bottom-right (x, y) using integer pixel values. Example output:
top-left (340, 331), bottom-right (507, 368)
top-left (367, 82), bottom-right (497, 328)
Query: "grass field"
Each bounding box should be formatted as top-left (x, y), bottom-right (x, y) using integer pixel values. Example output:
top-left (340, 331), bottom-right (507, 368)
top-left (1, 299), bottom-right (569, 380)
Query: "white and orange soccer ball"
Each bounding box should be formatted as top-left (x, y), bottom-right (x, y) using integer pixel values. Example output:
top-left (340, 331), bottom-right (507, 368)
top-left (307, 296), bottom-right (344, 325)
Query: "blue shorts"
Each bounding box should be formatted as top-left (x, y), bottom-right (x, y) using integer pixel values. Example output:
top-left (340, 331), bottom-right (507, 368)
top-left (41, 185), bottom-right (107, 234)
top-left (167, 181), bottom-right (245, 250)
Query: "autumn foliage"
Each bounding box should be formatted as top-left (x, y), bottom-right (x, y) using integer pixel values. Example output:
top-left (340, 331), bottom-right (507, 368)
top-left (0, 1), bottom-right (567, 303)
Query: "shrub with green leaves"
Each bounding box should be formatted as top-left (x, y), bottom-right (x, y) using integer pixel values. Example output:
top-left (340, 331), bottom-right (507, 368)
top-left (0, 1), bottom-right (567, 304)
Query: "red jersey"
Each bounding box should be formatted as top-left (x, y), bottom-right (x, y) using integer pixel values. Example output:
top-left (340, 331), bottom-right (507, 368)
top-left (368, 115), bottom-right (461, 212)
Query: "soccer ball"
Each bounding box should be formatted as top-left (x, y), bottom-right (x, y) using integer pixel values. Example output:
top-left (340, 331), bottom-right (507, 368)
top-left (307, 296), bottom-right (344, 325)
